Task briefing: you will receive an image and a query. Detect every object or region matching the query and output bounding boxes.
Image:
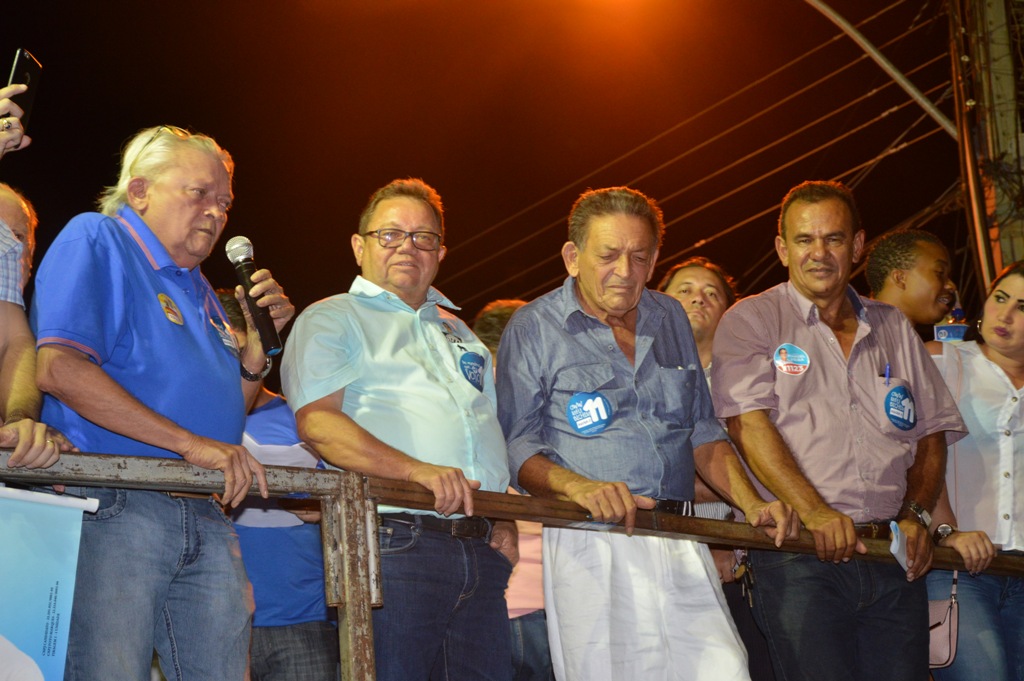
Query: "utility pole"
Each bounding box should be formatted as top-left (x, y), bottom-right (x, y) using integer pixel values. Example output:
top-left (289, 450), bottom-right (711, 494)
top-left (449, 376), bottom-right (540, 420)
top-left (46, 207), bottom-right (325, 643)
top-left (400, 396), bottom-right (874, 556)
top-left (952, 0), bottom-right (1024, 286)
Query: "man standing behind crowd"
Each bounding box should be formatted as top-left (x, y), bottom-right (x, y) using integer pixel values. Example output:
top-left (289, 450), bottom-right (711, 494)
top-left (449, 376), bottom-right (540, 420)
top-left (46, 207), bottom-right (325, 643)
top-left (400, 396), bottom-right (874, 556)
top-left (497, 186), bottom-right (797, 681)
top-left (712, 181), bottom-right (966, 681)
top-left (282, 178), bottom-right (516, 681)
top-left (32, 126), bottom-right (292, 680)
top-left (865, 229), bottom-right (957, 327)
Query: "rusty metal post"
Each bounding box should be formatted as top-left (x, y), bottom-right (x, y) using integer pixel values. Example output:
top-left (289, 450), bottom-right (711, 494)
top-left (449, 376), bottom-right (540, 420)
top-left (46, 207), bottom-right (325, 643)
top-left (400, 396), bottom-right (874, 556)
top-left (322, 471), bottom-right (377, 681)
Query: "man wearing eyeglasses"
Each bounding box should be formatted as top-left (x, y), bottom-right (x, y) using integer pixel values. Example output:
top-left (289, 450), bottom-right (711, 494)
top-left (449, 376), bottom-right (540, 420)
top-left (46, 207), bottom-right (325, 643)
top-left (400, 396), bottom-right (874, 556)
top-left (32, 125), bottom-right (293, 680)
top-left (282, 178), bottom-right (516, 681)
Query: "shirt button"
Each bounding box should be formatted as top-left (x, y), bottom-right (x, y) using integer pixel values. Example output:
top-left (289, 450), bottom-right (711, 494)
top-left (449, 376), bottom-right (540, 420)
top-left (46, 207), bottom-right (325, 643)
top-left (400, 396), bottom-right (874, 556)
top-left (1005, 514), bottom-right (1011, 520)
top-left (1013, 397), bottom-right (1019, 403)
top-left (1005, 430), bottom-right (1012, 437)
top-left (607, 345), bottom-right (614, 351)
top-left (464, 409), bottom-right (472, 417)
top-left (1004, 471), bottom-right (1012, 478)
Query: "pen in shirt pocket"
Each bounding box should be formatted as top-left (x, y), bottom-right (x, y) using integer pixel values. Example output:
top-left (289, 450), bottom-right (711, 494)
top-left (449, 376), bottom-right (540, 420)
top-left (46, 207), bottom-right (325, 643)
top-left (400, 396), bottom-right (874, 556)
top-left (879, 363), bottom-right (890, 386)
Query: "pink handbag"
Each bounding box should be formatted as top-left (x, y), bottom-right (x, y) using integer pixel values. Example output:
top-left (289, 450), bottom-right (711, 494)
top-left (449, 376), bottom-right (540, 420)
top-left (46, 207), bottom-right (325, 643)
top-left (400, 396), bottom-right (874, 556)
top-left (928, 570), bottom-right (958, 668)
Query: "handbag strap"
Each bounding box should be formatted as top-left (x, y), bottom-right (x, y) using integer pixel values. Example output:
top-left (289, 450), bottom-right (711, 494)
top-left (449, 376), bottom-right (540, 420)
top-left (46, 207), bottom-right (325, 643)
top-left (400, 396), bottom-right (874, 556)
top-left (950, 569), bottom-right (958, 601)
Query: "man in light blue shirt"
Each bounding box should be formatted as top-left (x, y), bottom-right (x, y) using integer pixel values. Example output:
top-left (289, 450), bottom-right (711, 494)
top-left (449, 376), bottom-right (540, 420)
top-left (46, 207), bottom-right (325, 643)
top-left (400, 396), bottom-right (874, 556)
top-left (496, 187), bottom-right (797, 681)
top-left (282, 178), bottom-right (516, 681)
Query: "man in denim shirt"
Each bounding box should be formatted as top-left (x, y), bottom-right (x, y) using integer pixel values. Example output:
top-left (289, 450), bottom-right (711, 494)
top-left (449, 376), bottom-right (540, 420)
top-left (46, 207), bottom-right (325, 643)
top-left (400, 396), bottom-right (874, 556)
top-left (496, 187), bottom-right (797, 681)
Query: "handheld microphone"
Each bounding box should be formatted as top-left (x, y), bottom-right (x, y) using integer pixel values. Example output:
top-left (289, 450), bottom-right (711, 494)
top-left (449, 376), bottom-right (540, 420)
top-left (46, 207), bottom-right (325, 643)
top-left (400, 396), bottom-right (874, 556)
top-left (224, 236), bottom-right (282, 357)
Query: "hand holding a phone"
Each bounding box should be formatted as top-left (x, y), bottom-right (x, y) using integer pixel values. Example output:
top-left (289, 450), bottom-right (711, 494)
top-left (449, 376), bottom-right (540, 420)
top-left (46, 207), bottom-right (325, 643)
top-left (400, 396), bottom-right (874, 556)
top-left (0, 83), bottom-right (30, 158)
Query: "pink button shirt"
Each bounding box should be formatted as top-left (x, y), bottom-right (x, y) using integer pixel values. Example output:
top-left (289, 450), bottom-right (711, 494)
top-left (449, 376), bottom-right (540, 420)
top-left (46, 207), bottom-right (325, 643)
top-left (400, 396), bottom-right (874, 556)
top-left (711, 283), bottom-right (966, 523)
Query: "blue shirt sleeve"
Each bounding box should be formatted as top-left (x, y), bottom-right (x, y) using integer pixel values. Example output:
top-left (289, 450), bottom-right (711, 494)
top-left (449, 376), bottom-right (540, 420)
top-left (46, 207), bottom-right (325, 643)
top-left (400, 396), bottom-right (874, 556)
top-left (281, 298), bottom-right (364, 413)
top-left (496, 313), bottom-right (557, 488)
top-left (33, 215), bottom-right (126, 364)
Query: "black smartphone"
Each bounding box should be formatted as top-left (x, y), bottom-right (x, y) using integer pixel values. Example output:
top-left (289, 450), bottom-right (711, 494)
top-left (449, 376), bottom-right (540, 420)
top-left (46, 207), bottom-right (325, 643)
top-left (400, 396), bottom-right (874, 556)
top-left (6, 48), bottom-right (42, 132)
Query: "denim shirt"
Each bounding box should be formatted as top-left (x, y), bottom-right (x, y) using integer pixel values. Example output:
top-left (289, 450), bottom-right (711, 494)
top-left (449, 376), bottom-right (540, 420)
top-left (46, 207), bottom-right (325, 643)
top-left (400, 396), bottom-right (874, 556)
top-left (496, 276), bottom-right (727, 500)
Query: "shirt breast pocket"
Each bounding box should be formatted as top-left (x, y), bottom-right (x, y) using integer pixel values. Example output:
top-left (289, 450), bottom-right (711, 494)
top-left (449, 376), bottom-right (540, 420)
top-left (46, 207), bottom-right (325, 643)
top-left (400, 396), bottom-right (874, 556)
top-left (655, 366), bottom-right (699, 418)
top-left (552, 363), bottom-right (619, 436)
top-left (873, 375), bottom-right (921, 440)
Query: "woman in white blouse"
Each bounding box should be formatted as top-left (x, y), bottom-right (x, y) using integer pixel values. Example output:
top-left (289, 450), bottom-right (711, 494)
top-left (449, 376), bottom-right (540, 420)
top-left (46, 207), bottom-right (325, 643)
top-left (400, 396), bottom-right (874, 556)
top-left (926, 262), bottom-right (1024, 680)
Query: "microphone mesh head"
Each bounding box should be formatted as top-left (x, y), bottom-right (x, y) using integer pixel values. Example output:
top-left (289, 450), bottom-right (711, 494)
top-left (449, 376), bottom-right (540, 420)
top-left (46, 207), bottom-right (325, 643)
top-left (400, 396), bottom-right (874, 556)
top-left (225, 236), bottom-right (253, 263)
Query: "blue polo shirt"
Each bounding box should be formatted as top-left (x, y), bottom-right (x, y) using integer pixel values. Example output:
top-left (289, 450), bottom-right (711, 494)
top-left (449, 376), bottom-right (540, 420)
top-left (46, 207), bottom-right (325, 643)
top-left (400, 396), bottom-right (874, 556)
top-left (233, 396), bottom-right (329, 627)
top-left (31, 205), bottom-right (244, 458)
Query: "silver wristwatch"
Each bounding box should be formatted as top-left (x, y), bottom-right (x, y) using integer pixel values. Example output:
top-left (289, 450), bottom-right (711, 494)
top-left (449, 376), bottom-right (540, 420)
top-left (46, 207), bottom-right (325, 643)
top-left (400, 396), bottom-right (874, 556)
top-left (903, 500), bottom-right (932, 529)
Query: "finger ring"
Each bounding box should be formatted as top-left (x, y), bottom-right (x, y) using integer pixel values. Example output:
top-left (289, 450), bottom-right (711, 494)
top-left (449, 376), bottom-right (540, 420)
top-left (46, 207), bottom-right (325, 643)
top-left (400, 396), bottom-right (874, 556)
top-left (46, 438), bottom-right (54, 445)
top-left (1, 119), bottom-right (11, 132)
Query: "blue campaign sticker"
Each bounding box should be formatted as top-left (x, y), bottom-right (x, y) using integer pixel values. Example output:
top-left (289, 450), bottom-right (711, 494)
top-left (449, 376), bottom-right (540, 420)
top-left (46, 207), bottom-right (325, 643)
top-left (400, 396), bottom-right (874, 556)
top-left (773, 343), bottom-right (810, 375)
top-left (459, 352), bottom-right (486, 392)
top-left (566, 391), bottom-right (612, 436)
top-left (885, 385), bottom-right (917, 431)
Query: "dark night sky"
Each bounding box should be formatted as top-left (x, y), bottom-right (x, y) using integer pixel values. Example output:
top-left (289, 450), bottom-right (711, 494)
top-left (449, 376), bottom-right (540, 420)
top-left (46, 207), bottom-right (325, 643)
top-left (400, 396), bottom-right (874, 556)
top-left (2, 0), bottom-right (968, 331)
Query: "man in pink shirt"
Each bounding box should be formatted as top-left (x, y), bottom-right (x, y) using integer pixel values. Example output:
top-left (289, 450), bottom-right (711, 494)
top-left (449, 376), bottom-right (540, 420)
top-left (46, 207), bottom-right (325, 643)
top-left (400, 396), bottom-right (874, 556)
top-left (711, 180), bottom-right (966, 681)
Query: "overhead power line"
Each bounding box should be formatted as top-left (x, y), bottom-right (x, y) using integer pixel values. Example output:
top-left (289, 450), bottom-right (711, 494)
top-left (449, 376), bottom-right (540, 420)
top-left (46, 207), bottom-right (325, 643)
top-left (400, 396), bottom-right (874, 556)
top-left (440, 1), bottom-right (914, 266)
top-left (442, 8), bottom-right (942, 290)
top-left (490, 127), bottom-right (946, 307)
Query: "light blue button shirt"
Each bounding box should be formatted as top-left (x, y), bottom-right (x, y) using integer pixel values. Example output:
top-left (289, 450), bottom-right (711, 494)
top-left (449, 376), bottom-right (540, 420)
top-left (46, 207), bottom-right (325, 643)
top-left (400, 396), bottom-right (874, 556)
top-left (496, 276), bottom-right (728, 501)
top-left (281, 276), bottom-right (510, 515)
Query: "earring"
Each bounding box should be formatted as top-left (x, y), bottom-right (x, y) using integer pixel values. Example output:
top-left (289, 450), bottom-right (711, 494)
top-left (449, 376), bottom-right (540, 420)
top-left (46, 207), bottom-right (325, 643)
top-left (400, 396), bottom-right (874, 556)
top-left (976, 318), bottom-right (982, 332)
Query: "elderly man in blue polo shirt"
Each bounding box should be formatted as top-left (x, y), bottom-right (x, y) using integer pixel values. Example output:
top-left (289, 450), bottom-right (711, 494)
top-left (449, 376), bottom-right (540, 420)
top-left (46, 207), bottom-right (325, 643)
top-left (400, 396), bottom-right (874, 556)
top-left (32, 125), bottom-right (293, 680)
top-left (282, 178), bottom-right (516, 681)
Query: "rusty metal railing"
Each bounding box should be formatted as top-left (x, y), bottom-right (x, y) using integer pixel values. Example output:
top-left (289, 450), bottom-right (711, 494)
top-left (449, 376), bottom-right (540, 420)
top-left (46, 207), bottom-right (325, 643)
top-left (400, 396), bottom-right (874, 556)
top-left (3, 450), bottom-right (1022, 680)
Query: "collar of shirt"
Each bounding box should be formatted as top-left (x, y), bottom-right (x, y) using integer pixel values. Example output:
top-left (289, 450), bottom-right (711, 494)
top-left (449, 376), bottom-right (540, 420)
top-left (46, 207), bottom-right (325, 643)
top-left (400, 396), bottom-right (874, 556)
top-left (784, 281), bottom-right (869, 326)
top-left (115, 205), bottom-right (218, 320)
top-left (554, 275), bottom-right (665, 339)
top-left (115, 205), bottom-right (196, 274)
top-left (0, 217), bottom-right (22, 258)
top-left (348, 274), bottom-right (458, 313)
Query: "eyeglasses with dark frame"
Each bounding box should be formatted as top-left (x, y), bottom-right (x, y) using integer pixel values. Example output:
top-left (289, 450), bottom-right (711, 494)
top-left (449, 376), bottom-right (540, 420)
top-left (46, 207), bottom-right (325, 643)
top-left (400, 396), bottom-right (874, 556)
top-left (363, 229), bottom-right (443, 251)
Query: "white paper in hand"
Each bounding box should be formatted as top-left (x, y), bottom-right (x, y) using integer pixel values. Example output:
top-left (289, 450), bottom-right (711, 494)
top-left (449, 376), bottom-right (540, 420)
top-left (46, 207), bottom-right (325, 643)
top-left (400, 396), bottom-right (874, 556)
top-left (889, 520), bottom-right (909, 572)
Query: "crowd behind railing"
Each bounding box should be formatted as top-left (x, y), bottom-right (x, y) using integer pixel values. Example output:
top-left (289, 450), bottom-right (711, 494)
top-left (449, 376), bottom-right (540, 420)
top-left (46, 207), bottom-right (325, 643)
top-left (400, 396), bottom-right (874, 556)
top-left (1, 81), bottom-right (1022, 681)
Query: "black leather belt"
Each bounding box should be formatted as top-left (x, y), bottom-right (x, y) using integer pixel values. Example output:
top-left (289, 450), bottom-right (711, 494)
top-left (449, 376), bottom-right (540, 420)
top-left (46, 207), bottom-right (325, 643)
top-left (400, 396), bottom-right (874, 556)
top-left (380, 512), bottom-right (492, 539)
top-left (652, 498), bottom-right (695, 517)
top-left (853, 519), bottom-right (895, 539)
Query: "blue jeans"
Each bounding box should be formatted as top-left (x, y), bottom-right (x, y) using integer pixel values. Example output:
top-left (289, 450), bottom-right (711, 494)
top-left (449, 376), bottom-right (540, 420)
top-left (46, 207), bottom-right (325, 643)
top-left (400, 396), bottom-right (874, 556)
top-left (749, 550), bottom-right (928, 681)
top-left (374, 516), bottom-right (513, 681)
top-left (510, 610), bottom-right (553, 681)
top-left (63, 488), bottom-right (252, 681)
top-left (250, 621), bottom-right (339, 681)
top-left (926, 569), bottom-right (1024, 681)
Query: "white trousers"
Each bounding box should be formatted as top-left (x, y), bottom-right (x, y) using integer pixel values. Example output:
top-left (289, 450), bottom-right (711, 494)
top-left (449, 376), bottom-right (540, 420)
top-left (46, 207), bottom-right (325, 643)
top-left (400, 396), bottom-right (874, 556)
top-left (543, 527), bottom-right (750, 681)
